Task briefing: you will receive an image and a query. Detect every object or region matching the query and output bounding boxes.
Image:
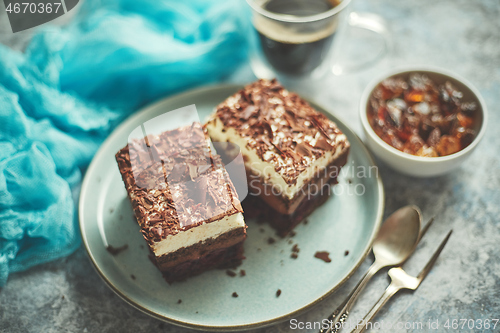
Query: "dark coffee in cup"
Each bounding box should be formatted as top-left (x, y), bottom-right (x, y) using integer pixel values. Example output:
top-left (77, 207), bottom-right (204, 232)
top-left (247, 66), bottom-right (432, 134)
top-left (253, 0), bottom-right (340, 76)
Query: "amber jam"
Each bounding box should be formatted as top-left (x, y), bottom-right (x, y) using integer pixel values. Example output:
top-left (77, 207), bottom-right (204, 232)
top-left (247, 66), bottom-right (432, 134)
top-left (367, 74), bottom-right (478, 157)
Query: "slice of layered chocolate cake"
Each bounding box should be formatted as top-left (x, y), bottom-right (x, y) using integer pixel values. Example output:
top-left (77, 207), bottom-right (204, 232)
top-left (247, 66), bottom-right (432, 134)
top-left (206, 79), bottom-right (350, 236)
top-left (115, 122), bottom-right (246, 282)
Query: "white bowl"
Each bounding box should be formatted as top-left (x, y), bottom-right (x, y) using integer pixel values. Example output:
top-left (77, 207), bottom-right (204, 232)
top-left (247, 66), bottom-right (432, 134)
top-left (359, 66), bottom-right (488, 177)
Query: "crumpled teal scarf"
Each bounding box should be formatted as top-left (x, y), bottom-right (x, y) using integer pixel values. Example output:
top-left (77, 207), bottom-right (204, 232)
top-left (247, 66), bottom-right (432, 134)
top-left (0, 0), bottom-right (248, 286)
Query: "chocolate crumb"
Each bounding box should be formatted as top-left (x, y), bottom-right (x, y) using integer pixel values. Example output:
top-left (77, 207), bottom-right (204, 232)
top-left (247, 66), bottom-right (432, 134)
top-left (276, 289), bottom-right (282, 297)
top-left (232, 292), bottom-right (239, 298)
top-left (240, 270), bottom-right (246, 277)
top-left (130, 274), bottom-right (136, 280)
top-left (226, 270), bottom-right (237, 277)
top-left (291, 253), bottom-right (298, 259)
top-left (292, 244), bottom-right (300, 253)
top-left (109, 208), bottom-right (114, 214)
top-left (195, 311), bottom-right (198, 314)
top-left (177, 299), bottom-right (182, 304)
top-left (347, 179), bottom-right (353, 184)
top-left (267, 237), bottom-right (276, 244)
top-left (106, 244), bottom-right (128, 255)
top-left (314, 251), bottom-right (332, 263)
top-left (344, 250), bottom-right (349, 256)
top-left (259, 228), bottom-right (265, 233)
top-left (288, 240), bottom-right (293, 245)
top-left (303, 219), bottom-right (309, 225)
top-left (289, 231), bottom-right (296, 237)
top-left (61, 295), bottom-right (65, 300)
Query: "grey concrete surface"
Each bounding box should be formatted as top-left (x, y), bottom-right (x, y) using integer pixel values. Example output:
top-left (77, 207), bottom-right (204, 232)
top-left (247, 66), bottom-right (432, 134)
top-left (1, 0), bottom-right (499, 332)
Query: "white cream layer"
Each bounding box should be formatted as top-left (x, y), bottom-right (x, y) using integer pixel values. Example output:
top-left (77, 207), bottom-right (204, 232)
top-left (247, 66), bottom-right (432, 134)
top-left (152, 212), bottom-right (245, 257)
top-left (206, 116), bottom-right (347, 200)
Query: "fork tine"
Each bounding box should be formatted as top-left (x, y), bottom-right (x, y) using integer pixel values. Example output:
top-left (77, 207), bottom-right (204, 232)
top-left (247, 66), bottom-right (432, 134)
top-left (419, 217), bottom-right (435, 242)
top-left (417, 230), bottom-right (453, 282)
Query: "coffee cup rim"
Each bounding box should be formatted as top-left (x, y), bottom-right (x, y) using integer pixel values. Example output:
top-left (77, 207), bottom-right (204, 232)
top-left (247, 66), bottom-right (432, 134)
top-left (246, 0), bottom-right (351, 23)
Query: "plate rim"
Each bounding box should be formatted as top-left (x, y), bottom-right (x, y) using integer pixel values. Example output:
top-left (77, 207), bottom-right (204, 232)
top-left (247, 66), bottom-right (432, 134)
top-left (79, 83), bottom-right (385, 332)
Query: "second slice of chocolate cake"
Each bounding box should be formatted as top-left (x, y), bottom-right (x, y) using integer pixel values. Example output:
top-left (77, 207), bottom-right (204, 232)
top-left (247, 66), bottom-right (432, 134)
top-left (206, 79), bottom-right (350, 236)
top-left (116, 122), bottom-right (247, 282)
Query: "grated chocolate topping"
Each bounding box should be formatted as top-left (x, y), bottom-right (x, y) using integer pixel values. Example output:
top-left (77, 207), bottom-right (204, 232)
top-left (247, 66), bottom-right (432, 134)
top-left (115, 122), bottom-right (243, 245)
top-left (207, 79), bottom-right (349, 185)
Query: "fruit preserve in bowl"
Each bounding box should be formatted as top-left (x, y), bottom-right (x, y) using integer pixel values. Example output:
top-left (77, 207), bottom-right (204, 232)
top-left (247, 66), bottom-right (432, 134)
top-left (359, 66), bottom-right (487, 177)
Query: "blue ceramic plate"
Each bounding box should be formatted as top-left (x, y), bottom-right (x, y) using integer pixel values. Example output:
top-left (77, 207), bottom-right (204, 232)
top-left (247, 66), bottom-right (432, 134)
top-left (79, 84), bottom-right (384, 331)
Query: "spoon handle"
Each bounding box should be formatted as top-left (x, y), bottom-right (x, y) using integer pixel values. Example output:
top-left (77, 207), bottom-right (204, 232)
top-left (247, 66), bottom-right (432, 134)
top-left (320, 261), bottom-right (382, 333)
top-left (350, 284), bottom-right (400, 333)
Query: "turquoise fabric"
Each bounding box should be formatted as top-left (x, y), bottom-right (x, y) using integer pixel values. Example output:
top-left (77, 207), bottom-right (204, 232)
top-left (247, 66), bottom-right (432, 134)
top-left (0, 0), bottom-right (248, 286)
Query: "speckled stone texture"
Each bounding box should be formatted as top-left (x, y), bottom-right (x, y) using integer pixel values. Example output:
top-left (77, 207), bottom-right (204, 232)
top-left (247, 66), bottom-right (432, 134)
top-left (1, 0), bottom-right (499, 332)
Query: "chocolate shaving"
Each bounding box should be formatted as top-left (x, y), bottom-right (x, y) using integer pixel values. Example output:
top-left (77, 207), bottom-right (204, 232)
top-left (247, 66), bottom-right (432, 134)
top-left (195, 177), bottom-right (208, 205)
top-left (198, 164), bottom-right (212, 175)
top-left (296, 142), bottom-right (312, 156)
top-left (314, 251), bottom-right (331, 263)
top-left (271, 142), bottom-right (285, 158)
top-left (151, 144), bottom-right (162, 161)
top-left (240, 105), bottom-right (256, 119)
top-left (284, 112), bottom-right (305, 132)
top-left (285, 149), bottom-right (301, 163)
top-left (314, 137), bottom-right (333, 150)
top-left (148, 217), bottom-right (163, 223)
top-left (106, 244), bottom-right (128, 255)
top-left (144, 134), bottom-right (155, 147)
top-left (226, 270), bottom-right (237, 277)
top-left (142, 196), bottom-right (154, 210)
top-left (138, 151), bottom-right (151, 163)
top-left (188, 164), bottom-right (198, 180)
top-left (262, 121), bottom-right (273, 139)
top-left (169, 164), bottom-right (187, 182)
top-left (311, 116), bottom-right (331, 139)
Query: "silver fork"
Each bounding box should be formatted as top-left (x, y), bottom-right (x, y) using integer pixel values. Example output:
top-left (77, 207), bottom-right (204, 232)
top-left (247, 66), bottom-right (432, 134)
top-left (349, 230), bottom-right (453, 333)
top-left (321, 217), bottom-right (435, 333)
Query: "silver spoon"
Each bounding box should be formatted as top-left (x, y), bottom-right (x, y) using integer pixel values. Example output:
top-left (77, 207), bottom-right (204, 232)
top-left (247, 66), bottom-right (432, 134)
top-left (320, 205), bottom-right (422, 333)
